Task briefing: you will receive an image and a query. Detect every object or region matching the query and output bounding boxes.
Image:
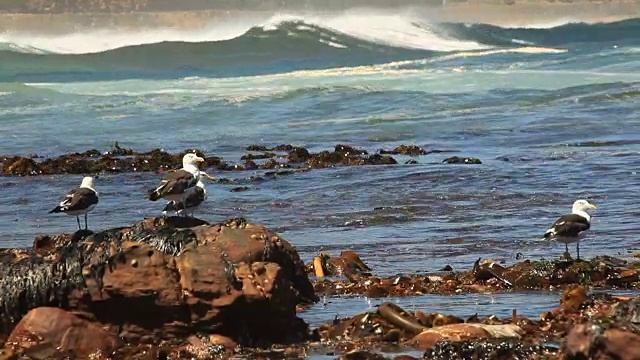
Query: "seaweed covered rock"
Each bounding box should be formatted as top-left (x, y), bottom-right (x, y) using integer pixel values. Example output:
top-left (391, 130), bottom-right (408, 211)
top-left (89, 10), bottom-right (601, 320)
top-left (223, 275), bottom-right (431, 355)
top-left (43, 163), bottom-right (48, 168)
top-left (0, 217), bottom-right (318, 356)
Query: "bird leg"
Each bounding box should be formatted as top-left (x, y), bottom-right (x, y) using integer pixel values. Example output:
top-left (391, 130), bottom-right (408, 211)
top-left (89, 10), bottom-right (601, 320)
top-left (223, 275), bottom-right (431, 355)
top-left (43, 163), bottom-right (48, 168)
top-left (563, 243), bottom-right (573, 261)
top-left (84, 213), bottom-right (88, 230)
top-left (76, 216), bottom-right (81, 230)
top-left (576, 241), bottom-right (580, 260)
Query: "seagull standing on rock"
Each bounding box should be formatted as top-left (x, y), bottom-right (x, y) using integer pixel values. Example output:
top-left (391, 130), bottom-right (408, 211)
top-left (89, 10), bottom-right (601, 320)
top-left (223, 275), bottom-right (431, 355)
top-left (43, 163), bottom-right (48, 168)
top-left (49, 176), bottom-right (99, 230)
top-left (148, 153), bottom-right (214, 214)
top-left (543, 199), bottom-right (597, 260)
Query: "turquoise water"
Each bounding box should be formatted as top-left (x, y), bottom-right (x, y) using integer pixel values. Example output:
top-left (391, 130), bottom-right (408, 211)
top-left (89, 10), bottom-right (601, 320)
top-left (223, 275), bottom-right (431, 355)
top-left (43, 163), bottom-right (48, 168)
top-left (1, 11), bottom-right (640, 346)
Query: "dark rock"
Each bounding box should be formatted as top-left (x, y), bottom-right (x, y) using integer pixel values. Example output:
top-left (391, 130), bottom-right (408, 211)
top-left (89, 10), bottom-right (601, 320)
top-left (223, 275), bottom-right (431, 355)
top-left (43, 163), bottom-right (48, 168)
top-left (340, 349), bottom-right (388, 360)
top-left (380, 145), bottom-right (426, 156)
top-left (243, 160), bottom-right (258, 170)
top-left (442, 156), bottom-right (482, 164)
top-left (274, 144), bottom-right (295, 152)
top-left (364, 154), bottom-right (397, 165)
top-left (241, 152), bottom-right (275, 161)
top-left (246, 145), bottom-right (269, 152)
top-left (425, 339), bottom-right (557, 360)
top-left (231, 186), bottom-right (249, 192)
top-left (1, 157), bottom-right (41, 176)
top-left (262, 159), bottom-right (282, 169)
top-left (287, 147), bottom-right (311, 163)
top-left (106, 142), bottom-right (135, 156)
top-left (0, 144), bottom-right (405, 176)
top-left (335, 144), bottom-right (368, 156)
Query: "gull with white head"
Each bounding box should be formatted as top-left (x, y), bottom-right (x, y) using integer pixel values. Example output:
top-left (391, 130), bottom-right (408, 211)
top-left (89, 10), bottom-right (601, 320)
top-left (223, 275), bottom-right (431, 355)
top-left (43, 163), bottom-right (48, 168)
top-left (49, 176), bottom-right (99, 230)
top-left (543, 199), bottom-right (597, 260)
top-left (148, 153), bottom-right (209, 212)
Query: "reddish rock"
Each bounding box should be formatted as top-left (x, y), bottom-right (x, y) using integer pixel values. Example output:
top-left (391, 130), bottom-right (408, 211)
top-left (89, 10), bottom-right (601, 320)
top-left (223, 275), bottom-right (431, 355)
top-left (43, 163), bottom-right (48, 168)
top-left (409, 323), bottom-right (523, 351)
top-left (5, 307), bottom-right (121, 358)
top-left (560, 285), bottom-right (588, 313)
top-left (409, 324), bottom-right (491, 350)
top-left (379, 145), bottom-right (426, 156)
top-left (0, 216), bottom-right (318, 351)
top-left (563, 323), bottom-right (640, 360)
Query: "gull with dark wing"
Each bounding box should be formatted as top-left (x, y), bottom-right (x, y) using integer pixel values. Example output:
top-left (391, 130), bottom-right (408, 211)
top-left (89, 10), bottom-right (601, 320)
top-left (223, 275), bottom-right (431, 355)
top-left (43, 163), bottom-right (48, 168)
top-left (543, 199), bottom-right (597, 260)
top-left (148, 153), bottom-right (204, 209)
top-left (162, 180), bottom-right (207, 217)
top-left (49, 176), bottom-right (99, 230)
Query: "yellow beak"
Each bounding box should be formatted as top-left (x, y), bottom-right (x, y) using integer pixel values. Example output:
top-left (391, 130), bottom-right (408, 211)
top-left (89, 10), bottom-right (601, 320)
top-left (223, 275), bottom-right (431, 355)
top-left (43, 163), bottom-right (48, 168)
top-left (590, 203), bottom-right (597, 209)
top-left (195, 156), bottom-right (205, 162)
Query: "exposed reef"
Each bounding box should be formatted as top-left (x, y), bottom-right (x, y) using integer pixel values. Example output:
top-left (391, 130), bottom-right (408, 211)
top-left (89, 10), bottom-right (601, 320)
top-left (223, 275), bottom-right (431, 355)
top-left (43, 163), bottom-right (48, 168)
top-left (0, 142), bottom-right (481, 176)
top-left (1, 222), bottom-right (639, 359)
top-left (0, 216), bottom-right (317, 358)
top-left (308, 252), bottom-right (640, 296)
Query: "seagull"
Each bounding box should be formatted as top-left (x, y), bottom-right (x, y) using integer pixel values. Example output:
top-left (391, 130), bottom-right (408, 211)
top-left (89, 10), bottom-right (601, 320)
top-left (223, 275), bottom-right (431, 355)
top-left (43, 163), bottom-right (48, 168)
top-left (148, 153), bottom-right (205, 209)
top-left (543, 199), bottom-right (597, 260)
top-left (49, 176), bottom-right (99, 230)
top-left (162, 180), bottom-right (207, 217)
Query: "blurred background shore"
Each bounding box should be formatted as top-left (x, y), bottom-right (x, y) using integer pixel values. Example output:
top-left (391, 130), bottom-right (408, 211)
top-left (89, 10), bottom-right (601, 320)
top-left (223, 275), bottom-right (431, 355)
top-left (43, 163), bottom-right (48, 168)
top-left (0, 0), bottom-right (638, 33)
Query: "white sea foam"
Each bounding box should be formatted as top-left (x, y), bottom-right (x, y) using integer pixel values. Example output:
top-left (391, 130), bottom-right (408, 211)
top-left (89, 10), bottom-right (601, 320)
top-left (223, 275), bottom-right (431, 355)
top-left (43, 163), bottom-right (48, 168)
top-left (0, 9), bottom-right (492, 54)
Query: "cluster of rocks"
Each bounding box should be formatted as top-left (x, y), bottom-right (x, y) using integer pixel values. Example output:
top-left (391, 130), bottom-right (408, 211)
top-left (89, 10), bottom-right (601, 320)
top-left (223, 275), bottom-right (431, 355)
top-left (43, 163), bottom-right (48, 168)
top-left (0, 219), bottom-right (638, 359)
top-left (308, 252), bottom-right (640, 297)
top-left (0, 143), bottom-right (482, 176)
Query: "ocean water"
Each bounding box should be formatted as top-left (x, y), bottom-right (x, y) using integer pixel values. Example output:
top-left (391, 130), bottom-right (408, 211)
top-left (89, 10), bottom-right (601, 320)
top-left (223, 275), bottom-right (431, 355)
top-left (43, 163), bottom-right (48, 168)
top-left (1, 9), bottom-right (640, 347)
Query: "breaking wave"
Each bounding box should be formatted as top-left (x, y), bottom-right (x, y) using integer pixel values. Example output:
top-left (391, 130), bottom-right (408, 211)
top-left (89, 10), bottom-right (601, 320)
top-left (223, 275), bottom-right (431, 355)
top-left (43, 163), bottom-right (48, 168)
top-left (0, 13), bottom-right (637, 82)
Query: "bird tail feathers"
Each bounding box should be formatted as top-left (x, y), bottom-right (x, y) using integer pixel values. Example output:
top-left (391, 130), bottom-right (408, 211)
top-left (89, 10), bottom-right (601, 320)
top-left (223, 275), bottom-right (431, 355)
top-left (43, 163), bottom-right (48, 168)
top-left (49, 206), bottom-right (63, 213)
top-left (148, 189), bottom-right (162, 201)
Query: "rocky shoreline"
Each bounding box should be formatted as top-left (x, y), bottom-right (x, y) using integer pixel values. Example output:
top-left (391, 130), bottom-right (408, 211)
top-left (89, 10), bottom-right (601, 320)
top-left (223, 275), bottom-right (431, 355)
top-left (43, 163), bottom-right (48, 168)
top-left (0, 142), bottom-right (481, 178)
top-left (0, 214), bottom-right (639, 359)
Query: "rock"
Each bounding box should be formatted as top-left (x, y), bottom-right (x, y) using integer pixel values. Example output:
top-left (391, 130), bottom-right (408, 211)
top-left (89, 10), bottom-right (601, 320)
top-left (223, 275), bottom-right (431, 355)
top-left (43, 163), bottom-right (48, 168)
top-left (1, 157), bottom-right (41, 176)
top-left (5, 307), bottom-right (121, 359)
top-left (379, 145), bottom-right (426, 156)
top-left (339, 349), bottom-right (388, 360)
top-left (0, 217), bottom-right (318, 350)
top-left (231, 186), bottom-right (250, 192)
top-left (562, 323), bottom-right (640, 360)
top-left (409, 323), bottom-right (522, 351)
top-left (425, 339), bottom-right (557, 359)
top-left (287, 147), bottom-right (311, 162)
top-left (442, 156), bottom-right (482, 164)
top-left (308, 251), bottom-right (373, 278)
top-left (240, 152), bottom-right (275, 160)
top-left (246, 145), bottom-right (269, 151)
top-left (0, 144), bottom-right (406, 176)
top-left (560, 285), bottom-right (588, 313)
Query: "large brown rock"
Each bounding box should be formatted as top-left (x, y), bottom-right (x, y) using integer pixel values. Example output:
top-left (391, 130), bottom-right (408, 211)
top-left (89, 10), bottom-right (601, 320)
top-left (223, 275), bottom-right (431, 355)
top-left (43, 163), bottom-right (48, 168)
top-left (5, 307), bottom-right (121, 359)
top-left (562, 323), bottom-right (640, 360)
top-left (0, 216), bottom-right (318, 352)
top-left (409, 323), bottom-right (523, 351)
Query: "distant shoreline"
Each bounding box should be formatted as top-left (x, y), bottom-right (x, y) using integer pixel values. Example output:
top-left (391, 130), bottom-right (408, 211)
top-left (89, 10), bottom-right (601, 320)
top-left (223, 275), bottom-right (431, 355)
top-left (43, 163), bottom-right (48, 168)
top-left (0, 2), bottom-right (638, 33)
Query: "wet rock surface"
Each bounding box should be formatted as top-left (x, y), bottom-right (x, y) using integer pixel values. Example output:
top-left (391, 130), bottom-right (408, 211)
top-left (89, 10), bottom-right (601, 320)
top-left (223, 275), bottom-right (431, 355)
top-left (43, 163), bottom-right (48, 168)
top-left (0, 216), bottom-right (317, 358)
top-left (2, 227), bottom-right (640, 358)
top-left (0, 142), bottom-right (471, 176)
top-left (308, 254), bottom-right (640, 297)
